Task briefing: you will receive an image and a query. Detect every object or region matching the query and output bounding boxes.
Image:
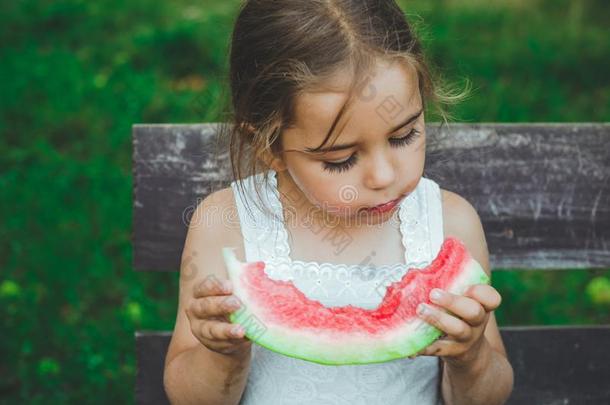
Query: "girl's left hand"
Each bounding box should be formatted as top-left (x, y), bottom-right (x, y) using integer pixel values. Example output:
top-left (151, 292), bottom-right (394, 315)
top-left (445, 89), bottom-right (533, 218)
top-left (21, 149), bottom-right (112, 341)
top-left (410, 284), bottom-right (502, 367)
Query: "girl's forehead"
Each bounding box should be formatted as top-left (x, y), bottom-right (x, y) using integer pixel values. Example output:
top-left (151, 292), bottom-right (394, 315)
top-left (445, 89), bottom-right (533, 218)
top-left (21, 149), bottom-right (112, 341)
top-left (287, 61), bottom-right (421, 147)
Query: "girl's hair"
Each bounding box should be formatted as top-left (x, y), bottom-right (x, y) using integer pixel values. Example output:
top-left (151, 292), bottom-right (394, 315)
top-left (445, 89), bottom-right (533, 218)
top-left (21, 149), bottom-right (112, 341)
top-left (214, 0), bottom-right (470, 222)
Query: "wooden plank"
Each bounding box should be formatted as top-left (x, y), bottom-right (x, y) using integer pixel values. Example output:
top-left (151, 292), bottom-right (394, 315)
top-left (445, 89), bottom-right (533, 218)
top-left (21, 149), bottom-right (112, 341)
top-left (501, 325), bottom-right (610, 404)
top-left (132, 123), bottom-right (610, 271)
top-left (135, 326), bottom-right (610, 405)
top-left (135, 331), bottom-right (171, 405)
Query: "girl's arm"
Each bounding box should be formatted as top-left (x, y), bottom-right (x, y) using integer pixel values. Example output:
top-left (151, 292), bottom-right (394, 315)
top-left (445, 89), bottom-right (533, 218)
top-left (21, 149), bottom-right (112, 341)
top-left (164, 344), bottom-right (251, 405)
top-left (435, 190), bottom-right (514, 404)
top-left (164, 189), bottom-right (252, 405)
top-left (441, 337), bottom-right (514, 405)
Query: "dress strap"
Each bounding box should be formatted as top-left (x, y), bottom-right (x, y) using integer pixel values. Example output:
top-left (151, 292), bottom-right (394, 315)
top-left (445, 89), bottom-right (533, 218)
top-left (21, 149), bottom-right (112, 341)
top-left (230, 171), bottom-right (289, 262)
top-left (426, 178), bottom-right (445, 260)
top-left (398, 177), bottom-right (444, 267)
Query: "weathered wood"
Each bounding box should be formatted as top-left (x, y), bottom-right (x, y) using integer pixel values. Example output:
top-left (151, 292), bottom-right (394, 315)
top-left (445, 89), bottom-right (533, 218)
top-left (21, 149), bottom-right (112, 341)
top-left (136, 326), bottom-right (610, 405)
top-left (133, 123), bottom-right (610, 271)
top-left (501, 325), bottom-right (610, 404)
top-left (135, 331), bottom-right (172, 405)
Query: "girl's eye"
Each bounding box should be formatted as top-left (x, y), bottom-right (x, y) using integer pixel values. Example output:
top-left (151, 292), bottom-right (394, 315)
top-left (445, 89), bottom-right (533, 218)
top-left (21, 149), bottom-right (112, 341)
top-left (321, 128), bottom-right (420, 174)
top-left (322, 153), bottom-right (359, 173)
top-left (388, 128), bottom-right (420, 147)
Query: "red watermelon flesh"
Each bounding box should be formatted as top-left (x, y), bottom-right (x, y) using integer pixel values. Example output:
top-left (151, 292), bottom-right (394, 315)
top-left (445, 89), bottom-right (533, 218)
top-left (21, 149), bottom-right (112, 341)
top-left (222, 236), bottom-right (490, 365)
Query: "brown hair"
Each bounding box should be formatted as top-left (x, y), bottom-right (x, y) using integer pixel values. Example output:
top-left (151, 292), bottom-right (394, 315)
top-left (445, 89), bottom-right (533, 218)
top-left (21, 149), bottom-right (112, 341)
top-left (214, 0), bottom-right (470, 222)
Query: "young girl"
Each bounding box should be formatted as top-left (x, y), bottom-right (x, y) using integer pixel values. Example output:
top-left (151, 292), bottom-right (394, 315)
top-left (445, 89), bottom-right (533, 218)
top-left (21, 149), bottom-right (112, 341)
top-left (164, 1), bottom-right (514, 404)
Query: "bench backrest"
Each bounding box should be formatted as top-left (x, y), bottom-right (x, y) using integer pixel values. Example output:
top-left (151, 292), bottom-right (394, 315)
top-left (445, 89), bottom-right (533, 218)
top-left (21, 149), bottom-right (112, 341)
top-left (132, 123), bottom-right (610, 404)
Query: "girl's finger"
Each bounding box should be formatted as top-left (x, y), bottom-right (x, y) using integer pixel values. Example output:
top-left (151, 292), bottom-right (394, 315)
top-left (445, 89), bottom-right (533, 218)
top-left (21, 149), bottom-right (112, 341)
top-left (417, 303), bottom-right (472, 343)
top-left (463, 284), bottom-right (502, 313)
top-left (213, 339), bottom-right (254, 357)
top-left (199, 319), bottom-right (245, 341)
top-left (188, 295), bottom-right (243, 319)
top-left (429, 289), bottom-right (487, 327)
top-left (416, 339), bottom-right (459, 357)
top-left (195, 330), bottom-right (252, 355)
top-left (193, 276), bottom-right (232, 299)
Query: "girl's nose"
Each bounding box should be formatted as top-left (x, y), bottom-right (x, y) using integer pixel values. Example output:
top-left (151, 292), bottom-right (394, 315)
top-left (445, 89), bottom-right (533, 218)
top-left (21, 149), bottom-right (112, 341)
top-left (363, 150), bottom-right (396, 190)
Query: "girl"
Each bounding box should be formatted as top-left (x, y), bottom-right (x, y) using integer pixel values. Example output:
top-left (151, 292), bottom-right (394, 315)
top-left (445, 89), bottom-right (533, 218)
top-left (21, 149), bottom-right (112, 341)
top-left (164, 1), bottom-right (514, 404)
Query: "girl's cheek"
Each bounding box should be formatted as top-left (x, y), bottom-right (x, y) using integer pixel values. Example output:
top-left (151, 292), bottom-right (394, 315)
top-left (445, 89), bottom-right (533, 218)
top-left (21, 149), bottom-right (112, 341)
top-left (295, 177), bottom-right (335, 210)
top-left (320, 188), bottom-right (361, 216)
top-left (288, 164), bottom-right (359, 213)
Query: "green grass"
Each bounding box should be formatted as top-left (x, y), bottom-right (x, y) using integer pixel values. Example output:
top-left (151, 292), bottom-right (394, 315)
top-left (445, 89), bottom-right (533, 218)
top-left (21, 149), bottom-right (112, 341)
top-left (1, 0), bottom-right (609, 402)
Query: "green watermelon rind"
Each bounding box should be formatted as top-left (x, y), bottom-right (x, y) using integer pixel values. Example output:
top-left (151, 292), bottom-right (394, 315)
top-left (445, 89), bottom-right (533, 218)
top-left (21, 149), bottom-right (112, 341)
top-left (223, 246), bottom-right (491, 366)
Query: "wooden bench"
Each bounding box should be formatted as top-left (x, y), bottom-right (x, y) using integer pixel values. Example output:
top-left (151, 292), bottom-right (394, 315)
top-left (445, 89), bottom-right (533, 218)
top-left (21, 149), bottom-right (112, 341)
top-left (132, 122), bottom-right (610, 405)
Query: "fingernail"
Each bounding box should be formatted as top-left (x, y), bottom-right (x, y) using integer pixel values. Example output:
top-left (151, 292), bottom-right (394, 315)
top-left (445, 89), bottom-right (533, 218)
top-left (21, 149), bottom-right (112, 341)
top-left (226, 297), bottom-right (240, 309)
top-left (430, 288), bottom-right (443, 301)
top-left (223, 280), bottom-right (232, 293)
top-left (232, 326), bottom-right (243, 336)
top-left (417, 304), bottom-right (428, 315)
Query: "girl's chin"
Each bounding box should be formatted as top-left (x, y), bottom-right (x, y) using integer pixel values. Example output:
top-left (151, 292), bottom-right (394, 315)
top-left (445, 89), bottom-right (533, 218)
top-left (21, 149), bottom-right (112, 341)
top-left (357, 207), bottom-right (397, 224)
top-left (313, 204), bottom-right (397, 226)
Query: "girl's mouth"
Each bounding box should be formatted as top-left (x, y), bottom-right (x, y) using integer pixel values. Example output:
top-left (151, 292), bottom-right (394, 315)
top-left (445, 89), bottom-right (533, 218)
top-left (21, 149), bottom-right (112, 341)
top-left (361, 195), bottom-right (405, 214)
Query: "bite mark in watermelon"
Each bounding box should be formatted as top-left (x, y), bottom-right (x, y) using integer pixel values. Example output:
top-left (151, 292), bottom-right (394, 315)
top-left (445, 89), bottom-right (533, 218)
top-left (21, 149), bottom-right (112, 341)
top-left (222, 236), bottom-right (490, 366)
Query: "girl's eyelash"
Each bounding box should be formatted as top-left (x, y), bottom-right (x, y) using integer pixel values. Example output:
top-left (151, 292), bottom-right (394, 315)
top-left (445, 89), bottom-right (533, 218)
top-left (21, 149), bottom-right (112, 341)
top-left (388, 128), bottom-right (420, 147)
top-left (322, 153), bottom-right (359, 173)
top-left (322, 128), bottom-right (421, 173)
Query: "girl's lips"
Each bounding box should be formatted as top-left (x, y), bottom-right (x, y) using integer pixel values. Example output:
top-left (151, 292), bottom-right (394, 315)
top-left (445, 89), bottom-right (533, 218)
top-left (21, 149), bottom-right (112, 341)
top-left (361, 195), bottom-right (406, 214)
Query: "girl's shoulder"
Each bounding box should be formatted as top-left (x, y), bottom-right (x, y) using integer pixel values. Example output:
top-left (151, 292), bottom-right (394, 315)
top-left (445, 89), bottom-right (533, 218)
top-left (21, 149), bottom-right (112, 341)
top-left (187, 186), bottom-right (246, 267)
top-left (439, 187), bottom-right (490, 273)
top-left (440, 187), bottom-right (479, 237)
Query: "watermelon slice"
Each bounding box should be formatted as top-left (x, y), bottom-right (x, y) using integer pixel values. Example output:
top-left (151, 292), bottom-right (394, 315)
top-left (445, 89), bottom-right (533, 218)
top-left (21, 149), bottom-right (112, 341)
top-left (221, 236), bottom-right (490, 366)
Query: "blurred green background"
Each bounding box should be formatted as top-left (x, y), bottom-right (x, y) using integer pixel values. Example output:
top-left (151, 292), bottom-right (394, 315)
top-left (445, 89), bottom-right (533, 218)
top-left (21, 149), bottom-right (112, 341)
top-left (1, 0), bottom-right (609, 403)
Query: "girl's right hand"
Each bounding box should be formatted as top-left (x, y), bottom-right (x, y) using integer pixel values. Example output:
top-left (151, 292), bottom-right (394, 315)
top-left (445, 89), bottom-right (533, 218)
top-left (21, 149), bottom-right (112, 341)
top-left (185, 277), bottom-right (252, 358)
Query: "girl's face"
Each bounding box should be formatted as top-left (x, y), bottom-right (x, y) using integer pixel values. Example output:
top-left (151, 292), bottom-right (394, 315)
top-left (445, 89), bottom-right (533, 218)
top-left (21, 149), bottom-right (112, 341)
top-left (276, 59), bottom-right (426, 227)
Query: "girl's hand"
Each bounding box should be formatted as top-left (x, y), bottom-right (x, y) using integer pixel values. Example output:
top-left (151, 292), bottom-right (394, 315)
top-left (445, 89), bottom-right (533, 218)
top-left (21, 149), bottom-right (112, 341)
top-left (185, 276), bottom-right (252, 358)
top-left (409, 284), bottom-right (502, 368)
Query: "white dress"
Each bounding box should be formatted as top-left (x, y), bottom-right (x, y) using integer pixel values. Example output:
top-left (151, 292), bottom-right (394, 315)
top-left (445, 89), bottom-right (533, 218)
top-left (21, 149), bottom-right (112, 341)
top-left (230, 169), bottom-right (446, 405)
